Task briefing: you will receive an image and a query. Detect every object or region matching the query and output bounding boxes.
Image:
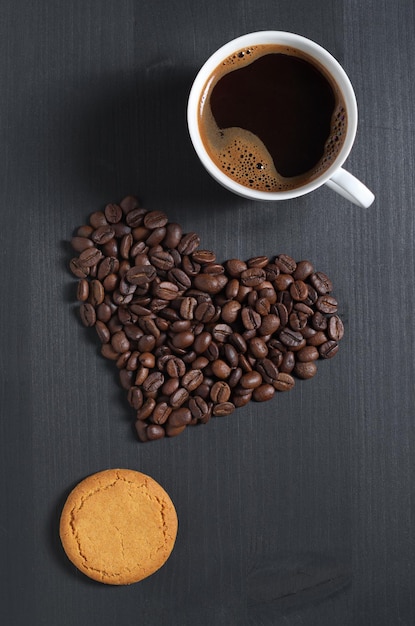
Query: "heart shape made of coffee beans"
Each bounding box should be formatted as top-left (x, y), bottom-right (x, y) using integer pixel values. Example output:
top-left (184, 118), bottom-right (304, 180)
top-left (69, 196), bottom-right (344, 442)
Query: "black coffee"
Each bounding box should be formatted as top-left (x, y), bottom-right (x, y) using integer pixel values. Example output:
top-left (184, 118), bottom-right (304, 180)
top-left (198, 44), bottom-right (347, 191)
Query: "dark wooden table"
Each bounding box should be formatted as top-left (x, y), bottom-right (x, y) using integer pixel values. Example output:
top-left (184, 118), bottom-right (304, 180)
top-left (1, 1), bottom-right (414, 624)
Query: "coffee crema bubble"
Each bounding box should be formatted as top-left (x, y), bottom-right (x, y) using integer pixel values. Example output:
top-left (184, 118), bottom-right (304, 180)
top-left (69, 196), bottom-right (344, 442)
top-left (198, 44), bottom-right (347, 192)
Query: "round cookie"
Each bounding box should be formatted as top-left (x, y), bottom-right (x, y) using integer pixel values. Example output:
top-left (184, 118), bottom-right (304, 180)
top-left (59, 468), bottom-right (178, 585)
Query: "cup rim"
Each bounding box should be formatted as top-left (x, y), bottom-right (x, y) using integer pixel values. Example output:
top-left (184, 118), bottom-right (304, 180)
top-left (187, 30), bottom-right (358, 201)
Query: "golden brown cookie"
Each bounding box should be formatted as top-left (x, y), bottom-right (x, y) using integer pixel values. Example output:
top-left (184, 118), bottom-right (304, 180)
top-left (59, 468), bottom-right (178, 585)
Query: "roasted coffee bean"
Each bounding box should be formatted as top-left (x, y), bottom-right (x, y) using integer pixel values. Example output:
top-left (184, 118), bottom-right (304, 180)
top-left (138, 316), bottom-right (160, 338)
top-left (101, 343), bottom-right (119, 360)
top-left (311, 310), bottom-right (328, 330)
top-left (111, 331), bottom-right (130, 353)
top-left (118, 233), bottom-right (133, 259)
top-left (193, 330), bottom-right (212, 354)
top-left (126, 264), bottom-right (156, 285)
top-left (182, 368), bottom-right (203, 391)
top-left (139, 352), bottom-right (156, 368)
top-left (167, 407), bottom-right (192, 427)
top-left (247, 255), bottom-right (269, 268)
top-left (80, 303), bottom-right (96, 327)
top-left (161, 377), bottom-right (179, 396)
top-left (136, 397), bottom-right (156, 420)
top-left (297, 345), bottom-right (319, 362)
top-left (126, 351), bottom-right (140, 371)
top-left (71, 236), bottom-right (94, 253)
top-left (255, 296), bottom-right (271, 316)
top-left (211, 359), bottom-right (232, 380)
top-left (248, 336), bottom-right (268, 359)
top-left (253, 383), bottom-right (275, 402)
top-left (167, 267), bottom-right (191, 291)
top-left (151, 402), bottom-right (173, 424)
top-left (189, 396), bottom-right (210, 421)
top-left (241, 306), bottom-right (262, 330)
top-left (210, 381), bottom-right (231, 403)
top-left (153, 281), bottom-right (180, 300)
top-left (289, 310), bottom-right (308, 331)
top-left (212, 402), bottom-right (235, 417)
top-left (294, 302), bottom-right (314, 317)
top-left (223, 343), bottom-right (239, 368)
top-left (229, 333), bottom-right (247, 353)
top-left (89, 211), bottom-right (108, 228)
top-left (146, 424), bottom-right (166, 440)
top-left (227, 367), bottom-right (241, 388)
top-left (144, 210), bottom-right (168, 229)
top-left (240, 267), bottom-right (266, 287)
top-left (165, 356), bottom-right (186, 378)
top-left (126, 208), bottom-right (147, 228)
top-left (79, 246), bottom-right (103, 268)
top-left (192, 273), bottom-right (219, 293)
top-left (192, 249), bottom-right (216, 264)
top-left (194, 302), bottom-right (216, 324)
top-left (149, 249), bottom-right (174, 270)
top-left (177, 232), bottom-right (201, 255)
top-left (259, 313), bottom-right (280, 335)
top-left (169, 387), bottom-right (189, 409)
top-left (70, 257), bottom-right (90, 278)
top-left (316, 295), bottom-right (338, 314)
top-left (226, 258), bottom-right (247, 276)
top-left (163, 222), bottom-right (182, 248)
top-left (294, 361), bottom-right (317, 379)
top-left (274, 372), bottom-right (295, 391)
top-left (290, 280), bottom-right (308, 302)
top-left (240, 371), bottom-right (263, 389)
top-left (304, 284), bottom-right (318, 306)
top-left (119, 368), bottom-right (134, 390)
top-left (77, 278), bottom-right (89, 302)
top-left (319, 340), bottom-right (339, 359)
top-left (128, 386), bottom-right (144, 410)
top-left (104, 202), bottom-right (123, 223)
top-left (76, 224), bottom-right (94, 238)
top-left (119, 195), bottom-right (140, 214)
top-left (307, 331), bottom-right (328, 347)
top-left (273, 302), bottom-right (289, 327)
top-left (135, 420), bottom-right (149, 442)
top-left (146, 227), bottom-right (167, 247)
top-left (264, 263), bottom-right (280, 281)
top-left (142, 372), bottom-right (164, 393)
top-left (275, 254), bottom-right (296, 274)
top-left (95, 320), bottom-right (110, 343)
top-left (89, 279), bottom-right (105, 306)
top-left (204, 341), bottom-right (220, 361)
top-left (309, 271), bottom-right (333, 294)
top-left (180, 296), bottom-right (197, 320)
top-left (171, 330), bottom-right (194, 349)
top-left (212, 323), bottom-right (233, 343)
top-left (279, 328), bottom-right (304, 348)
top-left (256, 358), bottom-right (279, 384)
top-left (328, 314), bottom-right (345, 341)
top-left (91, 225), bottom-right (115, 245)
top-left (170, 320), bottom-right (191, 333)
top-left (98, 256), bottom-right (119, 280)
top-left (221, 300), bottom-right (241, 323)
top-left (112, 222), bottom-right (132, 238)
top-left (293, 260), bottom-right (314, 281)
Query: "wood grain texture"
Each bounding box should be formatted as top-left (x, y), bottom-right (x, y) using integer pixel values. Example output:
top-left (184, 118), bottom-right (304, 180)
top-left (1, 1), bottom-right (414, 625)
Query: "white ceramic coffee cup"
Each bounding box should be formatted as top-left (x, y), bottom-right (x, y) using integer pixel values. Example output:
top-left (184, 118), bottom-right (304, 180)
top-left (187, 31), bottom-right (375, 208)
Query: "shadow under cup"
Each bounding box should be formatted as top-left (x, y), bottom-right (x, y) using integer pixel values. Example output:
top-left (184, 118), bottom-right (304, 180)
top-left (188, 31), bottom-right (373, 207)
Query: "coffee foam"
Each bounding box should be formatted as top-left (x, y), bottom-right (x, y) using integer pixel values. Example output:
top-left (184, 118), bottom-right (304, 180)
top-left (199, 45), bottom-right (347, 192)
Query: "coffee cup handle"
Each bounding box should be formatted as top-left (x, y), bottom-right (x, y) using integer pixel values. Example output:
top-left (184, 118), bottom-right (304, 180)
top-left (325, 167), bottom-right (375, 208)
